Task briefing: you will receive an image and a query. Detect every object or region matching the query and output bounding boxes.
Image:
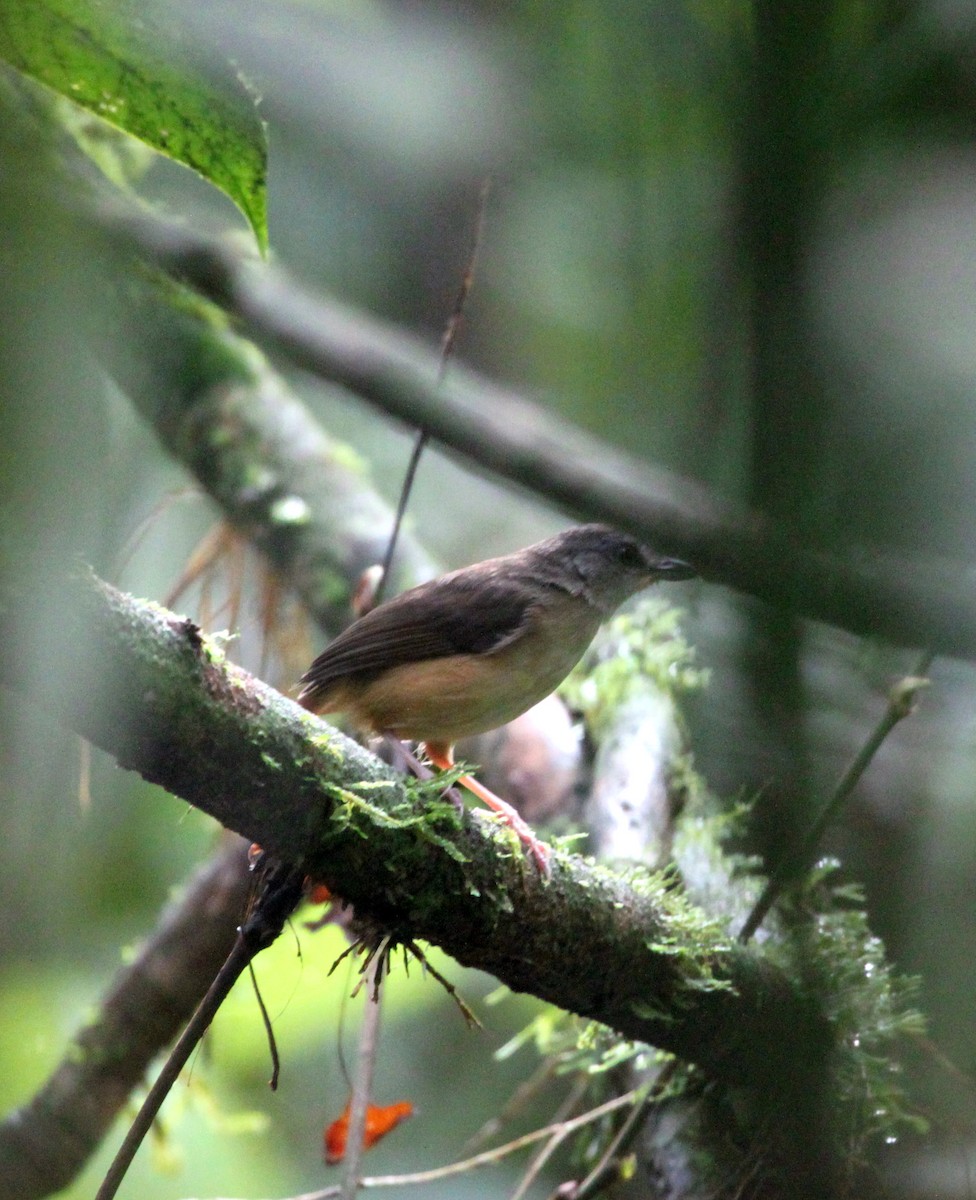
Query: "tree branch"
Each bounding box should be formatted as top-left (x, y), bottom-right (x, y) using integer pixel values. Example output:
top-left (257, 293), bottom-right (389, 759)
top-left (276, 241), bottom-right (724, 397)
top-left (98, 206), bottom-right (976, 661)
top-left (0, 568), bottom-right (828, 1095)
top-left (103, 271), bottom-right (437, 634)
top-left (0, 838), bottom-right (252, 1199)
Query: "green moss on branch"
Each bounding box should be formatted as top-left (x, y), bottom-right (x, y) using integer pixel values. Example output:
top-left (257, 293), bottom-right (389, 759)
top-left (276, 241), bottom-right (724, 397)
top-left (0, 568), bottom-right (829, 1092)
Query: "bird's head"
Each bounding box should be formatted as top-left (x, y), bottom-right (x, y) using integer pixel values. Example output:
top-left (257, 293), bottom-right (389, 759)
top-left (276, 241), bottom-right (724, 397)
top-left (531, 524), bottom-right (696, 614)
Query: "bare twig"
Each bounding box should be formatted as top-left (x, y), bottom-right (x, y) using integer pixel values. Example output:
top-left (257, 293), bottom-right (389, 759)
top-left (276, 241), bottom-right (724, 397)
top-left (95, 859), bottom-right (305, 1200)
top-left (339, 956), bottom-right (383, 1200)
top-left (273, 1091), bottom-right (642, 1200)
top-left (507, 1074), bottom-right (589, 1200)
top-left (739, 653), bottom-right (934, 942)
top-left (568, 1070), bottom-right (672, 1200)
top-left (0, 838), bottom-right (252, 1200)
top-left (374, 178), bottom-right (490, 607)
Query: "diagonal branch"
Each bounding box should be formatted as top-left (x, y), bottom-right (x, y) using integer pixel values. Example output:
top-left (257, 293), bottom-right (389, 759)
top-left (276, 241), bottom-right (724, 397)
top-left (101, 271), bottom-right (437, 635)
top-left (0, 837), bottom-right (252, 1199)
top-left (0, 568), bottom-right (828, 1095)
top-left (99, 206), bottom-right (976, 662)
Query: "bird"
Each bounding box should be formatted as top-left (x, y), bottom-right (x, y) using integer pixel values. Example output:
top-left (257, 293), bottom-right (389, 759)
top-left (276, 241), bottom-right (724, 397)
top-left (298, 524), bottom-right (696, 872)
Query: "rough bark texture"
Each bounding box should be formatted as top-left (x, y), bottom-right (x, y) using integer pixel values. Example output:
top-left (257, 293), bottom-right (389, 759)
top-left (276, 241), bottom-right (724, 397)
top-left (0, 569), bottom-right (828, 1096)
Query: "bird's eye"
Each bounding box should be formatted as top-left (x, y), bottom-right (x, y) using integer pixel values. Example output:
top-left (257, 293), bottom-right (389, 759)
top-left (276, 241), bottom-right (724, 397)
top-left (616, 541), bottom-right (645, 569)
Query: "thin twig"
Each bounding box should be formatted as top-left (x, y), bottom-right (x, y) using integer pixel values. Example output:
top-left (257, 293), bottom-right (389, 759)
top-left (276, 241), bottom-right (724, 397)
top-left (568, 1065), bottom-right (676, 1200)
top-left (95, 934), bottom-right (253, 1200)
top-left (95, 860), bottom-right (305, 1200)
top-left (339, 954), bottom-right (385, 1200)
top-left (372, 430), bottom-right (427, 610)
top-left (739, 651), bottom-right (934, 942)
top-left (102, 202), bottom-right (976, 664)
top-left (508, 1074), bottom-right (590, 1200)
top-left (247, 959), bottom-right (282, 1090)
top-left (242, 1090), bottom-right (641, 1200)
top-left (509, 1123), bottom-right (572, 1200)
top-left (373, 178), bottom-right (490, 607)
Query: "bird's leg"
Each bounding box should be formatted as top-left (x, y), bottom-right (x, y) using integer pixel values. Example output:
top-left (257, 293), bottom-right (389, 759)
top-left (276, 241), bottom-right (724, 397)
top-left (423, 742), bottom-right (551, 875)
top-left (381, 736), bottom-right (465, 814)
top-left (381, 735), bottom-right (430, 778)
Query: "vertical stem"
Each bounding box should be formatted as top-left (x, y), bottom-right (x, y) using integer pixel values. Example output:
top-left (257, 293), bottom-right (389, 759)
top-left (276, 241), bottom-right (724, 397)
top-left (339, 956), bottom-right (384, 1200)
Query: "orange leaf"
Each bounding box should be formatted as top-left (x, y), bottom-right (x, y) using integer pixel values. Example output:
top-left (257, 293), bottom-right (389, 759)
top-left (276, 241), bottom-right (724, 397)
top-left (324, 1099), bottom-right (414, 1164)
top-left (306, 881), bottom-right (333, 905)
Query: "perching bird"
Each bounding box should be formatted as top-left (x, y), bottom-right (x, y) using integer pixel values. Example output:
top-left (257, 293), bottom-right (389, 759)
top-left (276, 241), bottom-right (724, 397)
top-left (298, 525), bottom-right (696, 871)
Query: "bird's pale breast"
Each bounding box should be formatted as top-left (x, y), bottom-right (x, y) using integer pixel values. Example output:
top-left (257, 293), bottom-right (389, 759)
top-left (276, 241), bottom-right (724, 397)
top-left (323, 595), bottom-right (603, 744)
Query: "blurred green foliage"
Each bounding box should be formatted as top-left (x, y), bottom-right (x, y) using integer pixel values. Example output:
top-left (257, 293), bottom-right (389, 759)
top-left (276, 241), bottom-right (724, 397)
top-left (4, 0), bottom-right (976, 1196)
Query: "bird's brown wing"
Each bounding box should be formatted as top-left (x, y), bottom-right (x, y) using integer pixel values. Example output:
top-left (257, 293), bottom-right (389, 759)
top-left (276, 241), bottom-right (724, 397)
top-left (298, 573), bottom-right (537, 698)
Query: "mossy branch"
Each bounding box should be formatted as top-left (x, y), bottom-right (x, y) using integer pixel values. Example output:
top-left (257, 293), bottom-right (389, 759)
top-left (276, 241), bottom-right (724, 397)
top-left (0, 568), bottom-right (828, 1094)
top-left (102, 268), bottom-right (437, 633)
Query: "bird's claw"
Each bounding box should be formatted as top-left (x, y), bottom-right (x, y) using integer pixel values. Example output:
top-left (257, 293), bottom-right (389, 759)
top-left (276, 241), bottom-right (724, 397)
top-left (494, 806), bottom-right (551, 877)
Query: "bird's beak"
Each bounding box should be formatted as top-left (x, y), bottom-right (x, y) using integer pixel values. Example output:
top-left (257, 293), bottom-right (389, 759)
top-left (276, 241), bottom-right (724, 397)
top-left (648, 556), bottom-right (697, 582)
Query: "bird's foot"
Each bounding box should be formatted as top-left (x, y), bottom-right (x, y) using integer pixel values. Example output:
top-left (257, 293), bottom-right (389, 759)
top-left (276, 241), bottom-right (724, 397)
top-left (423, 743), bottom-right (551, 876)
top-left (383, 737), bottom-right (466, 814)
top-left (481, 792), bottom-right (552, 876)
top-left (451, 769), bottom-right (551, 875)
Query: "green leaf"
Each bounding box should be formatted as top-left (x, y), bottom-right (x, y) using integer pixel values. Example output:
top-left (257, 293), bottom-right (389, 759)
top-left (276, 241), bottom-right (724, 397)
top-left (0, 0), bottom-right (268, 252)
